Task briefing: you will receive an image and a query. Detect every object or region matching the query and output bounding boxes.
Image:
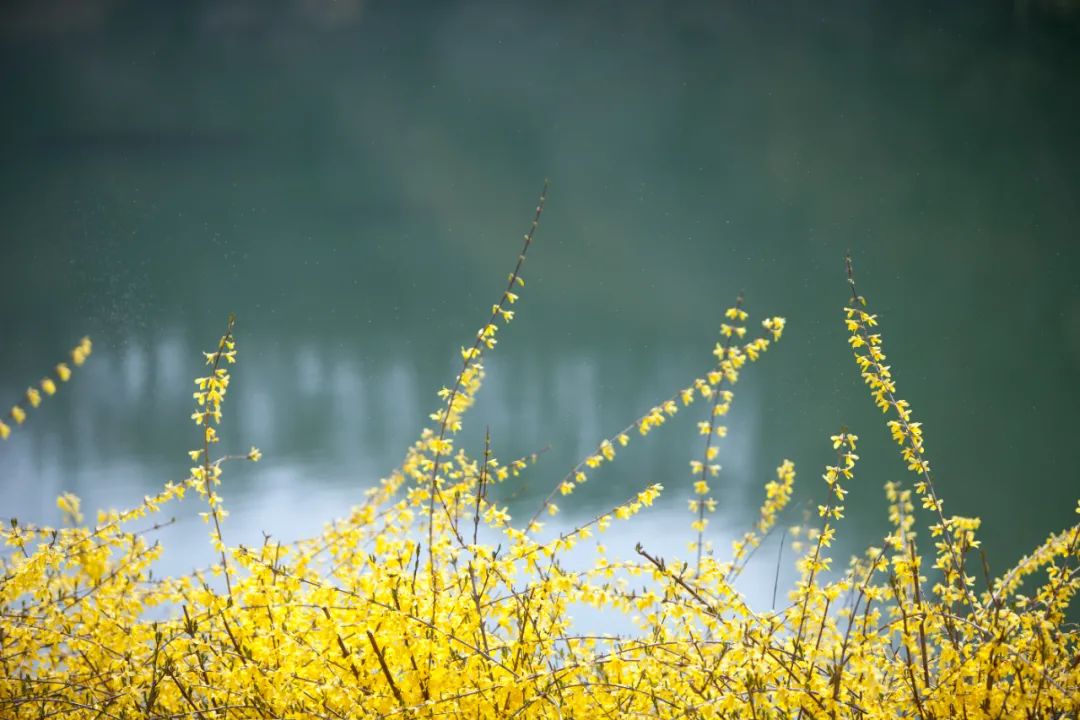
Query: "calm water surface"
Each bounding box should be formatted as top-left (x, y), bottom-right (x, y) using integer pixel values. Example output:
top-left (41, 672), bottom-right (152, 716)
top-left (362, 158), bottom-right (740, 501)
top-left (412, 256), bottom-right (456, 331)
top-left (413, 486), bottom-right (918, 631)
top-left (1, 2), bottom-right (1079, 604)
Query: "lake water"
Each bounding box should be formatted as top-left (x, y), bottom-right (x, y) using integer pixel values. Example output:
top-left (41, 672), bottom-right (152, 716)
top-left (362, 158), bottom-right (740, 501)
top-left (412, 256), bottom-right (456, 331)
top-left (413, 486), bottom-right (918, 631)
top-left (1, 1), bottom-right (1078, 606)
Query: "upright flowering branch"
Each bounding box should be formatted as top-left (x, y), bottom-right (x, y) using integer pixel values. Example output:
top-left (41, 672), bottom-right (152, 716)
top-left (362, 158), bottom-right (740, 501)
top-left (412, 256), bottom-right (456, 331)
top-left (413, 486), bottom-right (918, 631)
top-left (688, 297), bottom-right (785, 571)
top-left (691, 295), bottom-right (744, 569)
top-left (1, 337), bottom-right (91, 441)
top-left (425, 182), bottom-right (546, 542)
top-left (843, 255), bottom-right (978, 612)
top-left (423, 183), bottom-right (547, 675)
top-left (792, 431), bottom-right (857, 648)
top-left (190, 315), bottom-right (239, 597)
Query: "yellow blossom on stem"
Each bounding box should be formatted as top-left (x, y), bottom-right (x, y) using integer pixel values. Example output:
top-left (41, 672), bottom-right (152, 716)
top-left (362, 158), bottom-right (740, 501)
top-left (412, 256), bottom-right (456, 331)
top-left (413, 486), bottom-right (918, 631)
top-left (2, 338), bottom-right (91, 440)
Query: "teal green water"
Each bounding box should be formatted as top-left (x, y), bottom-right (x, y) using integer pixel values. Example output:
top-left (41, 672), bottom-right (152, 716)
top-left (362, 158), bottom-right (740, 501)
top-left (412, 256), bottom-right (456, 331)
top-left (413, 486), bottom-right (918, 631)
top-left (1, 2), bottom-right (1078, 592)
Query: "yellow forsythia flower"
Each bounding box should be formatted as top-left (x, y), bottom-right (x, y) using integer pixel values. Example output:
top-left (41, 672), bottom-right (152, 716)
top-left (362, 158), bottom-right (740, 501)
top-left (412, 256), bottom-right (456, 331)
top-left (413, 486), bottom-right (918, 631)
top-left (56, 492), bottom-right (84, 524)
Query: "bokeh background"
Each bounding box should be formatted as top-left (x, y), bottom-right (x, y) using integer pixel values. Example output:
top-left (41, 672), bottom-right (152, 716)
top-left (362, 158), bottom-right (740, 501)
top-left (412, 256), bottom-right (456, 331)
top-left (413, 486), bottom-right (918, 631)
top-left (2, 0), bottom-right (1078, 606)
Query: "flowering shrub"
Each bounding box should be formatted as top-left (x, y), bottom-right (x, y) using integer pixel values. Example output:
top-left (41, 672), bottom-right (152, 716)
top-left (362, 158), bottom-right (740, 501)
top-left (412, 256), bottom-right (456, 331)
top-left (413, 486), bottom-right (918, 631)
top-left (2, 187), bottom-right (1078, 718)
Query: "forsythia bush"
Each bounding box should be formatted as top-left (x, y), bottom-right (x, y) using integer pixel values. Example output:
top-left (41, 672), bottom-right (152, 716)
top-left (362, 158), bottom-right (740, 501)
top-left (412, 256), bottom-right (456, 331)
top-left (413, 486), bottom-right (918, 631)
top-left (2, 187), bottom-right (1078, 719)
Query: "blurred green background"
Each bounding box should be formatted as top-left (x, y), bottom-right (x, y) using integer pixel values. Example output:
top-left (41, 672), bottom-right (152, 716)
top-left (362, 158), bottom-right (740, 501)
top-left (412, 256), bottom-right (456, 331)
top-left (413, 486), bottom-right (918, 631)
top-left (1, 0), bottom-right (1078, 598)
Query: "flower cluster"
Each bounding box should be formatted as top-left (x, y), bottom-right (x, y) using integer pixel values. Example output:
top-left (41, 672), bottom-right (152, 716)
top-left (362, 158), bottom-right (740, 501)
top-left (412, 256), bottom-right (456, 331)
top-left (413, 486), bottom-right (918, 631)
top-left (728, 459), bottom-right (796, 580)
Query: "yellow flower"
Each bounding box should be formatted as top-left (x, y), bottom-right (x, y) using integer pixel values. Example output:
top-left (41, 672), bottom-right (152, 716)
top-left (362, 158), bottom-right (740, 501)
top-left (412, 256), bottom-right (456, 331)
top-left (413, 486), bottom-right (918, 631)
top-left (72, 345), bottom-right (88, 366)
top-left (56, 492), bottom-right (84, 524)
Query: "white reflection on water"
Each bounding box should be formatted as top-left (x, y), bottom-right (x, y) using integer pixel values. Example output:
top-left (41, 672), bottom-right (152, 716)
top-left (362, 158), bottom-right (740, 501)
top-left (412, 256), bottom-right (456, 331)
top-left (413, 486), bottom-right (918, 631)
top-left (296, 343), bottom-right (323, 397)
top-left (552, 355), bottom-right (602, 460)
top-left (153, 332), bottom-right (188, 401)
top-left (121, 341), bottom-right (148, 400)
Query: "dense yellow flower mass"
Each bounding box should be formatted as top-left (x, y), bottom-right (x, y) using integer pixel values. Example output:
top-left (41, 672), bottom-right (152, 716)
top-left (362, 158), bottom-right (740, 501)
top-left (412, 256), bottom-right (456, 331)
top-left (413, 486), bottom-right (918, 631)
top-left (1, 220), bottom-right (1078, 718)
